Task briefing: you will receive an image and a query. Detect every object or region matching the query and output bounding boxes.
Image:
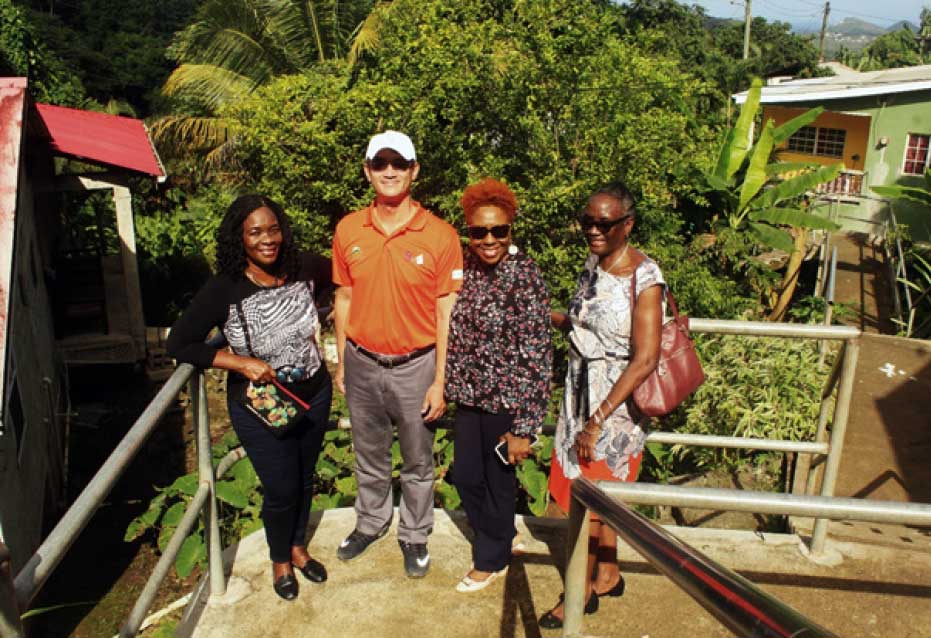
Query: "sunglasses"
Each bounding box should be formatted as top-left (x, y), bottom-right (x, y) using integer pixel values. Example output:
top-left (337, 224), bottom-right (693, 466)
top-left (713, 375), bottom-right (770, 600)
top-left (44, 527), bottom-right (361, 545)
top-left (578, 214), bottom-right (632, 234)
top-left (367, 156), bottom-right (415, 171)
top-left (466, 224), bottom-right (511, 240)
top-left (276, 365), bottom-right (306, 384)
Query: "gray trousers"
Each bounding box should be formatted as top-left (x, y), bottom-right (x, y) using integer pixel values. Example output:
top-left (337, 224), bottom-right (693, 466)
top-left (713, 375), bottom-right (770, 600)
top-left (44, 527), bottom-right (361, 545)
top-left (344, 342), bottom-right (436, 543)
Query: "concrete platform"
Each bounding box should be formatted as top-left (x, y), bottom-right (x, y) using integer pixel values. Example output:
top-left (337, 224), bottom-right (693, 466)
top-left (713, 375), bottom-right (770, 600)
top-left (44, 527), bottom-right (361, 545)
top-left (186, 508), bottom-right (931, 638)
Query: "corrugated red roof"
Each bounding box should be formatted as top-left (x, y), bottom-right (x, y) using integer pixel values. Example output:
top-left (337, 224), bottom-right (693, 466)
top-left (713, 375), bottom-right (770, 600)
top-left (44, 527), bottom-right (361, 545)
top-left (33, 103), bottom-right (165, 177)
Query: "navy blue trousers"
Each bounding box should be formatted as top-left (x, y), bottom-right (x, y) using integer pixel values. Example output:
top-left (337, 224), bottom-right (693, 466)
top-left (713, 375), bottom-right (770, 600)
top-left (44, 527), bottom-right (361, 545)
top-left (452, 406), bottom-right (517, 572)
top-left (227, 375), bottom-right (331, 563)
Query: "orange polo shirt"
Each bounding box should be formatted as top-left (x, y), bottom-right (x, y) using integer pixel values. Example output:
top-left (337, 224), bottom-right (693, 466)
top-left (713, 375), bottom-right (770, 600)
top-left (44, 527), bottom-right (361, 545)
top-left (332, 201), bottom-right (463, 355)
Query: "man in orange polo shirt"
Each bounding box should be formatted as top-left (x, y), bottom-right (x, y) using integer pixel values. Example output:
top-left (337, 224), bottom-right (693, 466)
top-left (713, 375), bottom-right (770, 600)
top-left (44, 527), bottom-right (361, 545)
top-left (332, 130), bottom-right (463, 578)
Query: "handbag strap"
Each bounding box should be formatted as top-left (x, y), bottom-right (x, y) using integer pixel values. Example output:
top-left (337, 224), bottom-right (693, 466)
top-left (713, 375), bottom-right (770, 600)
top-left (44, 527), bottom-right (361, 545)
top-left (234, 301), bottom-right (257, 357)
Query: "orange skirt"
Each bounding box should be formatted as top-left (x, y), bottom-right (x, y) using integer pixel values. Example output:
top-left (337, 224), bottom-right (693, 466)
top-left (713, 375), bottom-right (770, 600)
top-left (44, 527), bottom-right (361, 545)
top-left (548, 451), bottom-right (642, 514)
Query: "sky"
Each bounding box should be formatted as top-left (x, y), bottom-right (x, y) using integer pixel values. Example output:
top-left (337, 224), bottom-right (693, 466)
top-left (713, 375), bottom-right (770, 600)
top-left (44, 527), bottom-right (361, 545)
top-left (682, 0), bottom-right (924, 33)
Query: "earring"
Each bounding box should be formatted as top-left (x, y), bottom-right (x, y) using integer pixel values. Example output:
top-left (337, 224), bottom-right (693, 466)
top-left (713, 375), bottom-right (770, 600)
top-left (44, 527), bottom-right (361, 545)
top-left (508, 244), bottom-right (518, 255)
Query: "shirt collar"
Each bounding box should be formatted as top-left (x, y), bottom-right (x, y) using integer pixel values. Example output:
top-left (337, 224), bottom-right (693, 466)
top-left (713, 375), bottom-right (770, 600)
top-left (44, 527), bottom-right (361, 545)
top-left (362, 200), bottom-right (428, 233)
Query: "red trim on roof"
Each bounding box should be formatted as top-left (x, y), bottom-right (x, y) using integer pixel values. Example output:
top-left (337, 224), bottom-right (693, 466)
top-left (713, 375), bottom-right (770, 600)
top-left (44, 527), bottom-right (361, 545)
top-left (33, 103), bottom-right (165, 177)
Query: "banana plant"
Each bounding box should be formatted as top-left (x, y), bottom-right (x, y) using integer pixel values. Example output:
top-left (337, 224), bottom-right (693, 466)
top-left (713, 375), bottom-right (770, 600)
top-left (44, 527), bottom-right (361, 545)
top-left (708, 79), bottom-right (842, 253)
top-left (704, 79), bottom-right (844, 319)
top-left (872, 168), bottom-right (931, 208)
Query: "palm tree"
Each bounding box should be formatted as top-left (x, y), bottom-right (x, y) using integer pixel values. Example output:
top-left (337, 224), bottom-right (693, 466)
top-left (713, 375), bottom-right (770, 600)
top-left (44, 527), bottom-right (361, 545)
top-left (153, 0), bottom-right (380, 165)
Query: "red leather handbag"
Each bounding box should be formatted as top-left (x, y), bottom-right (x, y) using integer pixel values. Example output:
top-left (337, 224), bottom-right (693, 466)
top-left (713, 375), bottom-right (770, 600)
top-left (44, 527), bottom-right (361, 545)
top-left (630, 261), bottom-right (705, 417)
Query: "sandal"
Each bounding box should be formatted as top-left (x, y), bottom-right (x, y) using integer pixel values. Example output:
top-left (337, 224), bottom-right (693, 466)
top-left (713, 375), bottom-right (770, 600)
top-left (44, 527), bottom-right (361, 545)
top-left (538, 591), bottom-right (599, 629)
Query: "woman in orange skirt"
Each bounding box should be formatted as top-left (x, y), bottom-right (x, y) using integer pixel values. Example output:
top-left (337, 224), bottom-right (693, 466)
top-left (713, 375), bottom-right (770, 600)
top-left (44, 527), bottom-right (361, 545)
top-left (540, 183), bottom-right (665, 629)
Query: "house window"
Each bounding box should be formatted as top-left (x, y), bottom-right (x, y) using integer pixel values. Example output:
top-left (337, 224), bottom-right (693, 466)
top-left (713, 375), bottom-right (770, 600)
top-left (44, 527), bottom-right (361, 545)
top-left (787, 126), bottom-right (846, 158)
top-left (903, 133), bottom-right (930, 176)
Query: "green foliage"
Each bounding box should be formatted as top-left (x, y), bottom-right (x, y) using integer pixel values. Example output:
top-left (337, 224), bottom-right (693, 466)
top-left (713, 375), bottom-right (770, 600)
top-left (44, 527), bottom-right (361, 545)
top-left (0, 0), bottom-right (84, 104)
top-left (842, 27), bottom-right (924, 71)
top-left (125, 432), bottom-right (260, 579)
top-left (153, 0), bottom-right (375, 162)
top-left (873, 168), bottom-right (931, 208)
top-left (223, 0), bottom-right (717, 318)
top-left (661, 335), bottom-right (829, 468)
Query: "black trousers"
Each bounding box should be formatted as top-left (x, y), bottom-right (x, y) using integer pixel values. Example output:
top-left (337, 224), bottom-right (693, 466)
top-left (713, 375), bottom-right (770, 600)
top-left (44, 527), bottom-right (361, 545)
top-left (227, 374), bottom-right (331, 563)
top-left (452, 406), bottom-right (517, 572)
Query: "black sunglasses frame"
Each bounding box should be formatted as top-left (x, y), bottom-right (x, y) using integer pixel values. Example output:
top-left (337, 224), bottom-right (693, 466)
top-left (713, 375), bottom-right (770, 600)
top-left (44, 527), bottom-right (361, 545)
top-left (366, 156), bottom-right (416, 171)
top-left (577, 213), bottom-right (632, 234)
top-left (466, 224), bottom-right (511, 240)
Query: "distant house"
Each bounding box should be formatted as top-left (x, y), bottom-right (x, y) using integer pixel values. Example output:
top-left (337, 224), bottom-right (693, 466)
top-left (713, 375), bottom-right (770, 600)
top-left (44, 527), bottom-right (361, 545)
top-left (734, 63), bottom-right (931, 241)
top-left (0, 78), bottom-right (165, 571)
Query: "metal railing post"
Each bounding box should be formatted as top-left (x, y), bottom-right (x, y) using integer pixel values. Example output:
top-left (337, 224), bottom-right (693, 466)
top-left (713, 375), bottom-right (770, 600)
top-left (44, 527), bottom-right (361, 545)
top-left (562, 494), bottom-right (590, 638)
top-left (194, 372), bottom-right (226, 597)
top-left (811, 337), bottom-right (860, 554)
top-left (806, 342), bottom-right (845, 495)
top-left (818, 246), bottom-right (838, 367)
top-left (0, 544), bottom-right (24, 638)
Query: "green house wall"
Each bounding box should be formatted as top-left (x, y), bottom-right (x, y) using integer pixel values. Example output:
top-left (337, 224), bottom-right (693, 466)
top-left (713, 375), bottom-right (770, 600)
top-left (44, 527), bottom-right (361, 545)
top-left (778, 89), bottom-right (931, 242)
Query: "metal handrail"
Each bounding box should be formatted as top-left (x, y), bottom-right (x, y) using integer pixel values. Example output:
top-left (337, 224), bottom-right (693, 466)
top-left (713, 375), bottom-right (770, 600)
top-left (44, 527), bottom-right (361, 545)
top-left (562, 478), bottom-right (837, 638)
top-left (3, 319), bottom-right (864, 635)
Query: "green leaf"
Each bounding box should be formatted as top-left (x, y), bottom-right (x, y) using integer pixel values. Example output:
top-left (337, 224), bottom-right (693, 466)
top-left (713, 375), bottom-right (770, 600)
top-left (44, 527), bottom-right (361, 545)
top-left (216, 481), bottom-right (249, 508)
top-left (772, 106), bottom-right (823, 144)
top-left (748, 222), bottom-right (795, 252)
top-left (175, 534), bottom-right (205, 579)
top-left (169, 474), bottom-right (199, 496)
top-left (872, 185), bottom-right (931, 206)
top-left (161, 501), bottom-right (186, 528)
top-left (335, 476), bottom-right (358, 498)
top-left (230, 458), bottom-right (258, 486)
top-left (756, 163), bottom-right (843, 209)
top-left (434, 479), bottom-right (461, 510)
top-left (715, 78), bottom-right (761, 180)
top-left (316, 459), bottom-right (338, 480)
top-left (749, 208), bottom-right (840, 231)
top-left (738, 120), bottom-right (775, 212)
top-left (764, 161), bottom-right (820, 176)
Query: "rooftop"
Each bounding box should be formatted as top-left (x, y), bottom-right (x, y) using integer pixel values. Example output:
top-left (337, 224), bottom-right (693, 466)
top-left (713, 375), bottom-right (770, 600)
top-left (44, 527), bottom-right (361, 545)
top-left (734, 64), bottom-right (931, 104)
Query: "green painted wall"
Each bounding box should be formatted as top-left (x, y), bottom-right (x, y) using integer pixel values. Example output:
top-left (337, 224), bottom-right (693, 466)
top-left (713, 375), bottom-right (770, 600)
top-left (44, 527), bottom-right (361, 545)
top-left (786, 89), bottom-right (931, 242)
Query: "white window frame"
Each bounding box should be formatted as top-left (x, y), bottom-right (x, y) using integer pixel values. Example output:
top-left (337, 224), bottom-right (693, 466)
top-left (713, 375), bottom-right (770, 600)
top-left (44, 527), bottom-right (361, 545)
top-left (902, 132), bottom-right (931, 176)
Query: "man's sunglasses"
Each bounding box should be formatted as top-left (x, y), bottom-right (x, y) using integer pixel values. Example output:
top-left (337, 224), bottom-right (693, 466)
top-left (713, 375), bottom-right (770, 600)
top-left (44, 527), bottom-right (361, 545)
top-left (367, 156), bottom-right (415, 171)
top-left (578, 214), bottom-right (632, 234)
top-left (466, 224), bottom-right (511, 240)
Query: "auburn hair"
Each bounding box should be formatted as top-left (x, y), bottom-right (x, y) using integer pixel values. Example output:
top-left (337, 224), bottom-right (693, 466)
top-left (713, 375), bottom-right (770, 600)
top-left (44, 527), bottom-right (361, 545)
top-left (460, 178), bottom-right (519, 222)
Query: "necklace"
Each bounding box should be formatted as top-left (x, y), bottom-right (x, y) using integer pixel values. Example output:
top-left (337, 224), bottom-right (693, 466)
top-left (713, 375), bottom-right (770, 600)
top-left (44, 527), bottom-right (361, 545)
top-left (245, 269), bottom-right (281, 288)
top-left (599, 242), bottom-right (630, 275)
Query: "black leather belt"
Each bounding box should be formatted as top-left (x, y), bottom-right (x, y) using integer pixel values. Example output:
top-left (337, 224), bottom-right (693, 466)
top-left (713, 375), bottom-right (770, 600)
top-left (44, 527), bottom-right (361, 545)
top-left (349, 339), bottom-right (435, 369)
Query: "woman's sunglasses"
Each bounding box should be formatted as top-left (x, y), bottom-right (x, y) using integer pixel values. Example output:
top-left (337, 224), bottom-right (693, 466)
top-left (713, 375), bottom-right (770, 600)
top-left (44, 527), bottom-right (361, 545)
top-left (578, 214), bottom-right (631, 234)
top-left (276, 365), bottom-right (306, 384)
top-left (367, 156), bottom-right (415, 171)
top-left (466, 224), bottom-right (511, 240)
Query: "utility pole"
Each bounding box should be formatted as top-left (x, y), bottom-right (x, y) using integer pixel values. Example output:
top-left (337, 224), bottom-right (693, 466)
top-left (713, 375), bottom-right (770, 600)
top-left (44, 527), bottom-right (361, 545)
top-left (818, 2), bottom-right (831, 62)
top-left (743, 0), bottom-right (752, 60)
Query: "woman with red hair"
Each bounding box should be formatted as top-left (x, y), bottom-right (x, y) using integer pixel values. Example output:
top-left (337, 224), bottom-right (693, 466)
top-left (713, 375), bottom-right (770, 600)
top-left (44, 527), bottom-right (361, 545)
top-left (445, 178), bottom-right (553, 592)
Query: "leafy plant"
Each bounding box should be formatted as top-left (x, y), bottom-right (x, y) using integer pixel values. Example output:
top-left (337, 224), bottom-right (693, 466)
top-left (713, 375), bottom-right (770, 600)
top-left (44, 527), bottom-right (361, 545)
top-left (661, 334), bottom-right (830, 469)
top-left (125, 431), bottom-right (261, 578)
top-left (701, 78), bottom-right (842, 320)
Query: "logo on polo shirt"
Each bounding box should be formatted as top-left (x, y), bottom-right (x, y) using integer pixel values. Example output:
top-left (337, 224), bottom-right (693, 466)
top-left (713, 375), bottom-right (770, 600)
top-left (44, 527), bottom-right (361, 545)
top-left (349, 246), bottom-right (362, 260)
top-left (452, 269), bottom-right (463, 280)
top-left (403, 251), bottom-right (425, 265)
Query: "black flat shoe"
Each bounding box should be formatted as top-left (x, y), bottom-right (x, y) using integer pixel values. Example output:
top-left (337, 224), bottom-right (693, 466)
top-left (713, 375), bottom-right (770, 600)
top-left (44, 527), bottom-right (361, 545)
top-left (293, 557), bottom-right (327, 583)
top-left (273, 573), bottom-right (299, 601)
top-left (538, 592), bottom-right (599, 629)
top-left (595, 574), bottom-right (625, 597)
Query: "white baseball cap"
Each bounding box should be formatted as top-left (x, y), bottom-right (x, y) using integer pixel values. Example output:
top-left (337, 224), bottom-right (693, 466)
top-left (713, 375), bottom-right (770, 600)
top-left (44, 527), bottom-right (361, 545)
top-left (365, 130), bottom-right (416, 161)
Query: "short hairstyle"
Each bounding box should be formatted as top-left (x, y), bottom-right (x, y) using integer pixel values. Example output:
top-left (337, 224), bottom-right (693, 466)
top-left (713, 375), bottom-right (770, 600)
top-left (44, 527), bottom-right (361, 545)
top-left (215, 194), bottom-right (300, 280)
top-left (460, 178), bottom-right (519, 222)
top-left (593, 182), bottom-right (636, 216)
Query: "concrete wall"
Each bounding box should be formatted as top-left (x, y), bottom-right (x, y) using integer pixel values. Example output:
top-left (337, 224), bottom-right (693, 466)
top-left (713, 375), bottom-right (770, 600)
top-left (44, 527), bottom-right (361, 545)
top-left (763, 90), bottom-right (931, 241)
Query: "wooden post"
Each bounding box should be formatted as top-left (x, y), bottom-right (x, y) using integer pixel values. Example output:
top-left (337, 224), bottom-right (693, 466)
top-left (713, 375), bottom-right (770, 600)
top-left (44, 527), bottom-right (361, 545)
top-left (112, 186), bottom-right (146, 360)
top-left (818, 2), bottom-right (831, 63)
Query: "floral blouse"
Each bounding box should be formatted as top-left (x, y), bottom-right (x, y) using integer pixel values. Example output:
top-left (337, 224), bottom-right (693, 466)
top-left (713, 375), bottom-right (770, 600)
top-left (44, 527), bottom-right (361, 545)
top-left (553, 253), bottom-right (666, 481)
top-left (445, 248), bottom-right (553, 436)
